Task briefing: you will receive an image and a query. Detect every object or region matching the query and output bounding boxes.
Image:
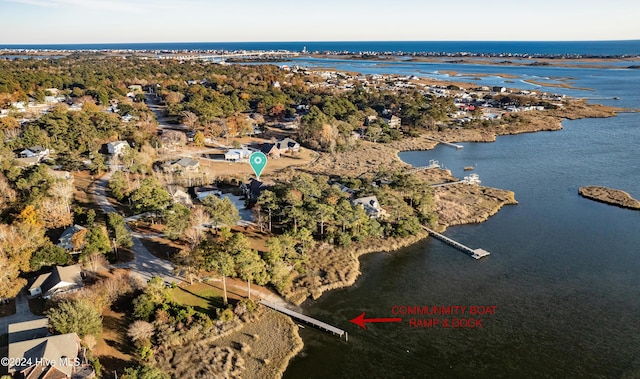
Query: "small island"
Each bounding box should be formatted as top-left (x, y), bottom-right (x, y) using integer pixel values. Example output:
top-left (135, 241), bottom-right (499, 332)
top-left (578, 186), bottom-right (640, 210)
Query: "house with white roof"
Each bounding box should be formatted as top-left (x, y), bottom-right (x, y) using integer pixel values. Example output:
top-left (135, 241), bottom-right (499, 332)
top-left (224, 148), bottom-right (252, 162)
top-left (106, 140), bottom-right (130, 156)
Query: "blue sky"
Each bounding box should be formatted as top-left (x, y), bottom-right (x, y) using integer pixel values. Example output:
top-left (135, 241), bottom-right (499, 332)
top-left (0, 0), bottom-right (638, 44)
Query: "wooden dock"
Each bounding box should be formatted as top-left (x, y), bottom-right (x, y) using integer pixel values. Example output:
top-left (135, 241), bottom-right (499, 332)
top-left (260, 300), bottom-right (346, 339)
top-left (422, 226), bottom-right (490, 259)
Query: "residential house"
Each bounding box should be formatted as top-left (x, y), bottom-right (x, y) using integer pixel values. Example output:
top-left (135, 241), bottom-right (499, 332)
top-left (194, 186), bottom-right (222, 202)
top-left (275, 138), bottom-right (300, 154)
top-left (28, 264), bottom-right (83, 299)
top-left (224, 148), bottom-right (252, 162)
top-left (19, 146), bottom-right (50, 161)
top-left (258, 143), bottom-right (280, 159)
top-left (58, 224), bottom-right (87, 252)
top-left (241, 178), bottom-right (268, 201)
top-left (167, 186), bottom-right (193, 207)
top-left (8, 318), bottom-right (83, 378)
top-left (128, 84), bottom-right (143, 93)
top-left (331, 181), bottom-right (356, 197)
top-left (166, 157), bottom-right (200, 173)
top-left (352, 196), bottom-right (386, 219)
top-left (382, 115), bottom-right (401, 128)
top-left (106, 140), bottom-right (130, 156)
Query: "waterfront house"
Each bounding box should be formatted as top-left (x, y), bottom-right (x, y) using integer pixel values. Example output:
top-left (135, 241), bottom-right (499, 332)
top-left (8, 318), bottom-right (83, 378)
top-left (28, 264), bottom-right (83, 299)
top-left (106, 140), bottom-right (130, 156)
top-left (352, 196), bottom-right (386, 218)
top-left (382, 115), bottom-right (401, 128)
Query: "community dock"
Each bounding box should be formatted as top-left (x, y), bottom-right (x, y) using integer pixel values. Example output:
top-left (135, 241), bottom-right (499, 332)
top-left (260, 300), bottom-right (346, 339)
top-left (422, 226), bottom-right (490, 259)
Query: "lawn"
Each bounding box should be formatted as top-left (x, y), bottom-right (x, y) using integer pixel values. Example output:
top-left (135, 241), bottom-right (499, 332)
top-left (171, 282), bottom-right (228, 314)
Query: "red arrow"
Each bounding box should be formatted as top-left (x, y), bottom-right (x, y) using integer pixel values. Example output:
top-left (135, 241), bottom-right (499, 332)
top-left (349, 312), bottom-right (403, 330)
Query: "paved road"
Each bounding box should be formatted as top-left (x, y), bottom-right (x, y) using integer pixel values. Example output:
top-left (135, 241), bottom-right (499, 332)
top-left (0, 294), bottom-right (41, 336)
top-left (92, 172), bottom-right (181, 284)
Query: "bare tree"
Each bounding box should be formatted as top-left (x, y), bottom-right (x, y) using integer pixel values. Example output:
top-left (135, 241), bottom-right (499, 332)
top-left (189, 206), bottom-right (210, 228)
top-left (181, 111), bottom-right (199, 131)
top-left (127, 320), bottom-right (155, 344)
top-left (38, 198), bottom-right (73, 228)
top-left (82, 253), bottom-right (108, 274)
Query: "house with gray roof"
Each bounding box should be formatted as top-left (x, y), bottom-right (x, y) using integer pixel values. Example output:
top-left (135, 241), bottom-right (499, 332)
top-left (28, 265), bottom-right (83, 299)
top-left (275, 138), bottom-right (300, 154)
top-left (352, 195), bottom-right (387, 219)
top-left (57, 224), bottom-right (86, 252)
top-left (8, 318), bottom-right (83, 378)
top-left (165, 157), bottom-right (200, 173)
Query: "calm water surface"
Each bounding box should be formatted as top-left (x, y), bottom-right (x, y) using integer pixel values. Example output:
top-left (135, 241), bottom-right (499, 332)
top-left (284, 68), bottom-right (640, 378)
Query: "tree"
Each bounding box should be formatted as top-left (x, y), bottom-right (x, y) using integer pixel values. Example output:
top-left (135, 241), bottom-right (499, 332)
top-left (162, 204), bottom-right (191, 240)
top-left (181, 111), bottom-right (198, 131)
top-left (201, 196), bottom-right (240, 231)
top-left (82, 252), bottom-right (109, 274)
top-left (109, 171), bottom-right (128, 201)
top-left (130, 178), bottom-right (172, 216)
top-left (235, 249), bottom-right (266, 299)
top-left (83, 226), bottom-right (111, 255)
top-left (193, 131), bottom-right (205, 146)
top-left (122, 365), bottom-right (169, 379)
top-left (206, 247), bottom-right (235, 306)
top-left (30, 243), bottom-right (71, 271)
top-left (0, 252), bottom-right (26, 299)
top-left (174, 248), bottom-right (204, 285)
top-left (107, 212), bottom-right (133, 249)
top-left (127, 320), bottom-right (155, 345)
top-left (46, 299), bottom-right (103, 338)
top-left (38, 198), bottom-right (73, 229)
top-left (257, 190), bottom-right (278, 232)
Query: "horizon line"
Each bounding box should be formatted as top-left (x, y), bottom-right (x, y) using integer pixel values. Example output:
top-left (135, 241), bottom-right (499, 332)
top-left (1, 39), bottom-right (640, 46)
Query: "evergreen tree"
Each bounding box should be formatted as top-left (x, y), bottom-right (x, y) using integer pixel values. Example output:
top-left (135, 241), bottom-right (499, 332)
top-left (46, 299), bottom-right (103, 338)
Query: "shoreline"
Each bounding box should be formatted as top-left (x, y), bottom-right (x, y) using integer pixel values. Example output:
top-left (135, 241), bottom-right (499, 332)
top-left (285, 99), bottom-right (618, 306)
top-left (578, 186), bottom-right (640, 210)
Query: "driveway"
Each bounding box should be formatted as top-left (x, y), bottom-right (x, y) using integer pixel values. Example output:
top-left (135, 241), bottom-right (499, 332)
top-left (0, 294), bottom-right (41, 336)
top-left (92, 172), bottom-right (181, 285)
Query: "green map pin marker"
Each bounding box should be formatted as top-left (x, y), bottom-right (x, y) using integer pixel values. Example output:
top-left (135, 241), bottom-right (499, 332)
top-left (249, 152), bottom-right (267, 179)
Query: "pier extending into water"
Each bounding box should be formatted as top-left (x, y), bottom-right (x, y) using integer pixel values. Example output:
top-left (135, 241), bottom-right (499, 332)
top-left (422, 226), bottom-right (490, 259)
top-left (260, 300), bottom-right (346, 339)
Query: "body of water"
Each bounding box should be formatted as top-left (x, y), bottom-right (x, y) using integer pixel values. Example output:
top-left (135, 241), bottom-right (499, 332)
top-left (1, 40), bottom-right (639, 56)
top-left (283, 53), bottom-right (640, 378)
